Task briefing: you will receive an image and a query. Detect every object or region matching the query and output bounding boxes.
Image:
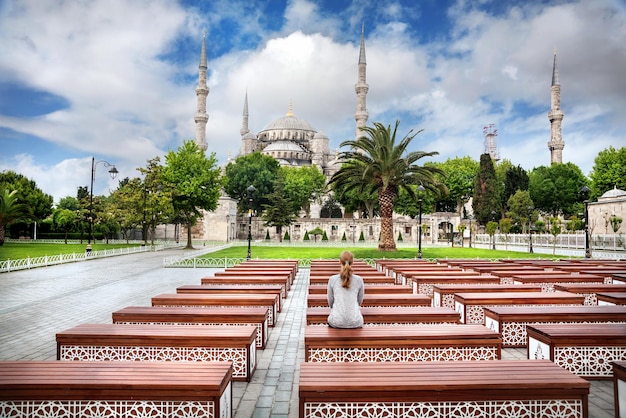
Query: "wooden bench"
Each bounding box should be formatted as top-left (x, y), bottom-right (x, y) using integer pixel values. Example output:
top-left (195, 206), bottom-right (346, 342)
top-left (309, 274), bottom-right (395, 285)
top-left (306, 306), bottom-right (460, 325)
top-left (299, 360), bottom-right (589, 418)
top-left (112, 305), bottom-right (270, 349)
top-left (484, 305), bottom-right (626, 347)
top-left (214, 270), bottom-right (292, 290)
top-left (412, 275), bottom-right (500, 296)
top-left (218, 266), bottom-right (296, 285)
top-left (614, 274), bottom-right (626, 285)
top-left (614, 361), bottom-right (626, 417)
top-left (56, 323), bottom-right (257, 381)
top-left (432, 283), bottom-right (543, 308)
top-left (307, 293), bottom-right (431, 308)
top-left (0, 361), bottom-right (233, 417)
top-left (511, 273), bottom-right (606, 291)
top-left (598, 292), bottom-right (626, 305)
top-left (152, 293), bottom-right (279, 326)
top-left (554, 284), bottom-right (626, 305)
top-left (454, 291), bottom-right (585, 324)
top-left (201, 276), bottom-right (288, 298)
top-left (177, 284), bottom-right (284, 311)
top-left (307, 284), bottom-right (413, 295)
top-left (399, 268), bottom-right (476, 285)
top-left (527, 323), bottom-right (626, 379)
top-left (304, 324), bottom-right (501, 362)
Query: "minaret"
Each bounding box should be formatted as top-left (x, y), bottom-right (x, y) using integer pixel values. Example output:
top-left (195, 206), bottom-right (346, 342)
top-left (354, 24), bottom-right (369, 140)
top-left (548, 48), bottom-right (564, 164)
top-left (194, 31), bottom-right (209, 151)
top-left (240, 91), bottom-right (250, 137)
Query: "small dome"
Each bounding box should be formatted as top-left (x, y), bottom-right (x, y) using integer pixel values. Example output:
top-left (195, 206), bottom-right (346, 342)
top-left (599, 186), bottom-right (626, 200)
top-left (313, 131), bottom-right (328, 140)
top-left (243, 132), bottom-right (257, 140)
top-left (263, 140), bottom-right (305, 153)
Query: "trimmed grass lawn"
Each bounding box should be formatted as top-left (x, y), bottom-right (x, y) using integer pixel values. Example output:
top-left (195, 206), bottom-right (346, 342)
top-left (203, 245), bottom-right (559, 260)
top-left (0, 242), bottom-right (141, 261)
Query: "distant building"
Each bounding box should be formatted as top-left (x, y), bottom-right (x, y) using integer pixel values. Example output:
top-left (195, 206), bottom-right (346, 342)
top-left (588, 187), bottom-right (626, 235)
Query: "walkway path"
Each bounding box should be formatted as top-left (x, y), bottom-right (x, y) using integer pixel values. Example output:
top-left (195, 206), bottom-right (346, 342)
top-left (0, 250), bottom-right (615, 418)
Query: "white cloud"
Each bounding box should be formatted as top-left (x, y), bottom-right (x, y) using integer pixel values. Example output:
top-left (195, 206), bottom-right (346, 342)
top-left (1, 0), bottom-right (625, 204)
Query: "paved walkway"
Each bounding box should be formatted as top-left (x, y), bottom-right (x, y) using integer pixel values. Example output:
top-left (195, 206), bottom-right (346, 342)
top-left (0, 250), bottom-right (615, 418)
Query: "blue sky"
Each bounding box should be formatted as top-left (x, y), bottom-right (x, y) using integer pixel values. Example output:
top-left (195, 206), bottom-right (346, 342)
top-left (1, 0), bottom-right (625, 204)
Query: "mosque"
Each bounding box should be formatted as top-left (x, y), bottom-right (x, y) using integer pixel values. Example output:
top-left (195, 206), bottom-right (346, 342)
top-left (185, 31), bottom-right (580, 245)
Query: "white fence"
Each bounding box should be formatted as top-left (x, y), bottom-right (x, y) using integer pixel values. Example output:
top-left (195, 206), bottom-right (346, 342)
top-left (0, 245), bottom-right (162, 273)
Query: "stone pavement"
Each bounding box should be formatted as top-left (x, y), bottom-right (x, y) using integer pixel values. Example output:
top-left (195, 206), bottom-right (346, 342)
top-left (0, 249), bottom-right (616, 418)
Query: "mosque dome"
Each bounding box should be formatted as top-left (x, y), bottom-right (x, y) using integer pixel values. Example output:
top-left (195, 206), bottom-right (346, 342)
top-left (257, 103), bottom-right (316, 142)
top-left (599, 186), bottom-right (626, 200)
top-left (263, 141), bottom-right (306, 153)
top-left (261, 140), bottom-right (311, 166)
top-left (243, 131), bottom-right (257, 140)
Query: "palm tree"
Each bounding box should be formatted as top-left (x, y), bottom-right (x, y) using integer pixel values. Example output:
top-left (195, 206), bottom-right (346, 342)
top-left (0, 189), bottom-right (29, 246)
top-left (329, 120), bottom-right (445, 251)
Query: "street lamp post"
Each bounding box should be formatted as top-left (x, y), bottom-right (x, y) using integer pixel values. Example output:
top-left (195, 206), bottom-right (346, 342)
top-left (417, 185), bottom-right (425, 258)
top-left (89, 157), bottom-right (118, 244)
top-left (446, 216), bottom-right (453, 247)
top-left (491, 210), bottom-right (496, 250)
top-left (468, 214), bottom-right (473, 248)
top-left (246, 185), bottom-right (256, 260)
top-left (226, 214), bottom-right (230, 242)
top-left (579, 185), bottom-right (592, 258)
top-left (528, 206), bottom-right (534, 254)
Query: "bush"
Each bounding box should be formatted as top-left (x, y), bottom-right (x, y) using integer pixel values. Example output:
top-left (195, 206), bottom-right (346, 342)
top-left (284, 230), bottom-right (290, 241)
top-left (341, 231), bottom-right (347, 241)
top-left (265, 230), bottom-right (270, 240)
top-left (303, 231), bottom-right (310, 241)
top-left (322, 231), bottom-right (328, 241)
top-left (397, 231), bottom-right (403, 241)
top-left (359, 231), bottom-right (365, 241)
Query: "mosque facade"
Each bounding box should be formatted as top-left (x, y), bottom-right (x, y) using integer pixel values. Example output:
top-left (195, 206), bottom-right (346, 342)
top-left (187, 33), bottom-right (570, 245)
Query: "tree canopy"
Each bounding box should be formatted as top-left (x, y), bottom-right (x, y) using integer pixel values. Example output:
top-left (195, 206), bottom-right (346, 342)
top-left (162, 140), bottom-right (222, 249)
top-left (329, 120), bottom-right (444, 251)
top-left (529, 162), bottom-right (588, 217)
top-left (223, 152), bottom-right (280, 214)
top-left (589, 146), bottom-right (626, 200)
top-left (472, 153), bottom-right (501, 225)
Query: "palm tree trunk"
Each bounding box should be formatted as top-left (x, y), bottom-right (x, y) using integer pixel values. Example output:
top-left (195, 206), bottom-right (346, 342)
top-left (378, 187), bottom-right (397, 251)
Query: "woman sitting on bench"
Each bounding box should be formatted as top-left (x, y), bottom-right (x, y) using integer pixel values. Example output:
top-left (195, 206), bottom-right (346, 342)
top-left (327, 251), bottom-right (364, 328)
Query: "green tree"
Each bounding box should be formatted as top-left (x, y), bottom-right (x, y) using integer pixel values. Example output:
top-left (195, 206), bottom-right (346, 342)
top-left (52, 208), bottom-right (77, 244)
top-left (303, 231), bottom-right (310, 241)
top-left (322, 230), bottom-right (328, 241)
top-left (610, 215), bottom-right (623, 233)
top-left (108, 177), bottom-right (143, 242)
top-left (329, 120), bottom-right (444, 251)
top-left (506, 190), bottom-right (534, 233)
top-left (397, 231), bottom-right (403, 241)
top-left (428, 156), bottom-right (478, 214)
top-left (457, 224), bottom-right (466, 247)
top-left (308, 227), bottom-right (324, 242)
top-left (319, 196), bottom-right (343, 218)
top-left (262, 175), bottom-right (297, 242)
top-left (223, 152), bottom-right (280, 214)
top-left (359, 230), bottom-right (365, 241)
top-left (0, 189), bottom-right (29, 245)
top-left (499, 218), bottom-right (512, 250)
top-left (0, 170), bottom-right (53, 237)
top-left (57, 196), bottom-right (80, 211)
top-left (281, 165), bottom-right (326, 217)
top-left (341, 231), bottom-right (347, 241)
top-left (502, 165), bottom-right (529, 212)
top-left (486, 220), bottom-right (498, 250)
top-left (472, 154), bottom-right (501, 225)
top-left (332, 179), bottom-right (378, 218)
top-left (549, 217), bottom-right (562, 255)
top-left (162, 140), bottom-right (222, 249)
top-left (138, 157), bottom-right (174, 245)
top-left (529, 163), bottom-right (588, 217)
top-left (589, 146), bottom-right (626, 200)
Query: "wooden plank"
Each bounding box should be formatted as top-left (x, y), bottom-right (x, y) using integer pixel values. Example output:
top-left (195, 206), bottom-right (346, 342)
top-left (0, 361), bottom-right (232, 401)
top-left (306, 306), bottom-right (460, 325)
